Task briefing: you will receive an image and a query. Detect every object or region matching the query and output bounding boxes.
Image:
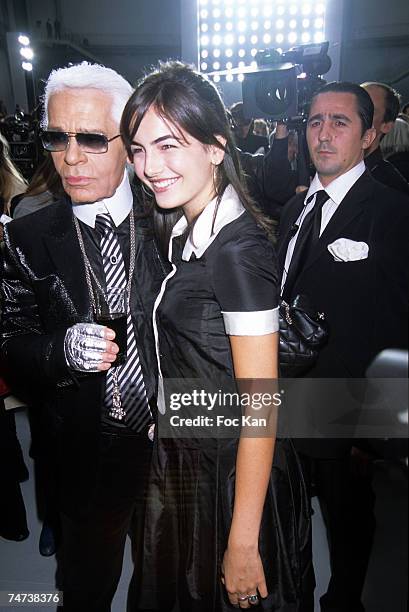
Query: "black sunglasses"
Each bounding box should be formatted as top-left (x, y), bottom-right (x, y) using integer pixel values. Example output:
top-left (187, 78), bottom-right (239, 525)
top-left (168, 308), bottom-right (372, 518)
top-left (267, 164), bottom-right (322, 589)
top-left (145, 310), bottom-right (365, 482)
top-left (40, 130), bottom-right (122, 154)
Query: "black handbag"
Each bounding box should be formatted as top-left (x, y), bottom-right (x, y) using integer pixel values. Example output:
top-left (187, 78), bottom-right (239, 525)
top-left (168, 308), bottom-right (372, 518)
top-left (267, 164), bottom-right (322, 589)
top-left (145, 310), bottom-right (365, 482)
top-left (279, 294), bottom-right (329, 377)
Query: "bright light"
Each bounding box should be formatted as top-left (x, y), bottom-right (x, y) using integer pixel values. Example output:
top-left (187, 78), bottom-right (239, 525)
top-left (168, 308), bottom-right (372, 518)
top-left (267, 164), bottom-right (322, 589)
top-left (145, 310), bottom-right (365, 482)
top-left (238, 74), bottom-right (245, 82)
top-left (213, 61), bottom-right (220, 69)
top-left (21, 61), bottom-right (32, 71)
top-left (18, 35), bottom-right (30, 46)
top-left (226, 73), bottom-right (233, 82)
top-left (250, 61), bottom-right (257, 69)
top-left (20, 47), bottom-right (34, 60)
top-left (197, 0), bottom-right (327, 76)
top-left (226, 61), bottom-right (233, 69)
top-left (214, 74), bottom-right (220, 83)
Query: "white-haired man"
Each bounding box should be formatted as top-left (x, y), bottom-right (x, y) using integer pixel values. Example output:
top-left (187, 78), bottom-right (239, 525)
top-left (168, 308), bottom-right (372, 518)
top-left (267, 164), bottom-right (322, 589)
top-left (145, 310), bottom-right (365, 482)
top-left (1, 62), bottom-right (166, 611)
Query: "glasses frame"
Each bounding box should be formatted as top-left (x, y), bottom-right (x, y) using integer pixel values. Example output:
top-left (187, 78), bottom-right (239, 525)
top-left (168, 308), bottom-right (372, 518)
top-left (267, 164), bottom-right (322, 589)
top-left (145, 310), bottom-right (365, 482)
top-left (40, 130), bottom-right (122, 154)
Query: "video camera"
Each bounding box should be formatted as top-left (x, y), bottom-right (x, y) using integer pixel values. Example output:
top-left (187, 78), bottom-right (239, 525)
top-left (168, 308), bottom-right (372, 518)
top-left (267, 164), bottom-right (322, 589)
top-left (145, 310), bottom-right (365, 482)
top-left (241, 41), bottom-right (331, 125)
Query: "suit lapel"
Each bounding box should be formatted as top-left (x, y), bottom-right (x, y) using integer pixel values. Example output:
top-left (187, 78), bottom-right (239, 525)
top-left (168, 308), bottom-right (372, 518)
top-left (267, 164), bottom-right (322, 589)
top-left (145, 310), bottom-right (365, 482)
top-left (42, 198), bottom-right (92, 320)
top-left (277, 193), bottom-right (305, 273)
top-left (302, 171), bottom-right (375, 272)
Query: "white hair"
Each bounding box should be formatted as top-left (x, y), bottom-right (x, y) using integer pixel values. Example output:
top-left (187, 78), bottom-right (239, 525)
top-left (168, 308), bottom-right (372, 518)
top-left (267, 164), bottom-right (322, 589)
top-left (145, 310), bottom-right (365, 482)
top-left (41, 61), bottom-right (134, 129)
top-left (380, 117), bottom-right (409, 157)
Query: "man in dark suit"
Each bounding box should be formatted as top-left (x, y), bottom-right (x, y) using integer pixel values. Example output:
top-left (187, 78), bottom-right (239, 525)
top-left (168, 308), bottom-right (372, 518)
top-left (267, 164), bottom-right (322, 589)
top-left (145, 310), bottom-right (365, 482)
top-left (278, 82), bottom-right (409, 612)
top-left (361, 81), bottom-right (409, 195)
top-left (1, 63), bottom-right (166, 611)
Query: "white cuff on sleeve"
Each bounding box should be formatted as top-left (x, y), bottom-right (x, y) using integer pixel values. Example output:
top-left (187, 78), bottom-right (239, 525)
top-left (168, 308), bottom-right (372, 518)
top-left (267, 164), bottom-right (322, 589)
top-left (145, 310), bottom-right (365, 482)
top-left (221, 307), bottom-right (279, 336)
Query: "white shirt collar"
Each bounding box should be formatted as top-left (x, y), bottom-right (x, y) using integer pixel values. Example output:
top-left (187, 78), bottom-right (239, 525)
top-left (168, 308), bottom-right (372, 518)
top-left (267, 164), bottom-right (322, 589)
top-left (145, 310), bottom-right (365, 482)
top-left (306, 160), bottom-right (366, 205)
top-left (72, 170), bottom-right (133, 228)
top-left (169, 185), bottom-right (245, 261)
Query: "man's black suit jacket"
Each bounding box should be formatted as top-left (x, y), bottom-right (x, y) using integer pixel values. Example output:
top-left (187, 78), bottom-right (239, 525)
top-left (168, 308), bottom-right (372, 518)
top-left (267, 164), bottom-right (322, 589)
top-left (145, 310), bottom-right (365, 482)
top-left (278, 171), bottom-right (409, 379)
top-left (0, 194), bottom-right (167, 514)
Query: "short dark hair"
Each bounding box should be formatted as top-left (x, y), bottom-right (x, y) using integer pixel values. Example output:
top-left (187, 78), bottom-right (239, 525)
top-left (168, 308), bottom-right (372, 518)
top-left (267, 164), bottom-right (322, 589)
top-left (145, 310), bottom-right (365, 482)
top-left (361, 81), bottom-right (401, 123)
top-left (310, 81), bottom-right (374, 136)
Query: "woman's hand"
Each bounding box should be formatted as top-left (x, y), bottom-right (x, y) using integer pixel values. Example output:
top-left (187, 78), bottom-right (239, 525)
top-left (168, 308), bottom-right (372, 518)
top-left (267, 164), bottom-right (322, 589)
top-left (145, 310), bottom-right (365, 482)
top-left (221, 542), bottom-right (268, 608)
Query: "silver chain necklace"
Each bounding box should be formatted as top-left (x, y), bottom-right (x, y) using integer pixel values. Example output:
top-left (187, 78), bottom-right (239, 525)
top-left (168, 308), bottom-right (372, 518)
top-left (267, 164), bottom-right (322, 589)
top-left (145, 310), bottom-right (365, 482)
top-left (73, 207), bottom-right (136, 419)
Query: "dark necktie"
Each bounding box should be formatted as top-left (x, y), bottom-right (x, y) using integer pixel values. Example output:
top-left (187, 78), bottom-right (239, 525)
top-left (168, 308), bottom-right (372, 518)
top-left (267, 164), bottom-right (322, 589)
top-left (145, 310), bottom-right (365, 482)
top-left (95, 213), bottom-right (152, 431)
top-left (283, 190), bottom-right (329, 301)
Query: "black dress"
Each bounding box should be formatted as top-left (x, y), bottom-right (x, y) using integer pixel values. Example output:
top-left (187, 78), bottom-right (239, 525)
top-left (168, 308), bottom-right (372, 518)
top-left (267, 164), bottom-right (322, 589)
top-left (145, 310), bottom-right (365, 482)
top-left (133, 188), bottom-right (312, 612)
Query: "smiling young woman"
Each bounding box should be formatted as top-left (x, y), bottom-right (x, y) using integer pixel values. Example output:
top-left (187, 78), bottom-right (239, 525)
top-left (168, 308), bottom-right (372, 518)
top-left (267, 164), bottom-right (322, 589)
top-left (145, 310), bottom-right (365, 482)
top-left (121, 61), bottom-right (313, 612)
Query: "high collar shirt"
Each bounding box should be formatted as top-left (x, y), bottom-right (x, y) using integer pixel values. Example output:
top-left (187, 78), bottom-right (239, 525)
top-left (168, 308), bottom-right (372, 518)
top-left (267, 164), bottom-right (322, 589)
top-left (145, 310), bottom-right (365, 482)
top-left (72, 170), bottom-right (133, 228)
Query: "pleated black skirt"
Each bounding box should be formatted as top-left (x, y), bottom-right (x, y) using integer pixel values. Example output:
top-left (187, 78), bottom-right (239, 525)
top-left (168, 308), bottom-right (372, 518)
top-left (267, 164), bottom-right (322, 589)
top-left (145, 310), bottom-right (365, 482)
top-left (133, 437), bottom-right (313, 612)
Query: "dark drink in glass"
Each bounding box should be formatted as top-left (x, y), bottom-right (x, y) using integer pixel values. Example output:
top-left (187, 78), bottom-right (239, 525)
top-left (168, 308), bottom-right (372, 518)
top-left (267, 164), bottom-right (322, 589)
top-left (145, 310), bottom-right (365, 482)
top-left (97, 313), bottom-right (127, 365)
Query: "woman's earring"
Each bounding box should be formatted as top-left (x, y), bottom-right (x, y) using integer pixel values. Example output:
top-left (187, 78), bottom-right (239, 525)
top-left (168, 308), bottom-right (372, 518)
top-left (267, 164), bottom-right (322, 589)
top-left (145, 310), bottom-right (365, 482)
top-left (141, 182), bottom-right (153, 197)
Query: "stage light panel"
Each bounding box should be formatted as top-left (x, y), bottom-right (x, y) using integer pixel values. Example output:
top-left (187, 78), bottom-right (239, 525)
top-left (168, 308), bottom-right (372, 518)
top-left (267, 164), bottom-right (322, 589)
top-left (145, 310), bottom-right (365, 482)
top-left (197, 0), bottom-right (327, 81)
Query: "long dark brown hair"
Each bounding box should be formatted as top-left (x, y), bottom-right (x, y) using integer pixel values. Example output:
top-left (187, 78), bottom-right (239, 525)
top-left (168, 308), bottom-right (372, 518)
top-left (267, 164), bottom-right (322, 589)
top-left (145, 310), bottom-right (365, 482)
top-left (121, 61), bottom-right (273, 252)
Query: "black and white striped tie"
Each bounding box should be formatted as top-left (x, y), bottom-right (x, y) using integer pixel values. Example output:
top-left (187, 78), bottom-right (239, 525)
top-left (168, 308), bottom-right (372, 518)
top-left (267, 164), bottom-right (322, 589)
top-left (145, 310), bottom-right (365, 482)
top-left (96, 212), bottom-right (151, 431)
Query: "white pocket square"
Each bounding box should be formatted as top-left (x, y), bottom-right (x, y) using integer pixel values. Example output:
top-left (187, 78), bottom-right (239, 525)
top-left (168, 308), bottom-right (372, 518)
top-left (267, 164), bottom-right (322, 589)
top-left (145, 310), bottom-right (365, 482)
top-left (327, 238), bottom-right (369, 262)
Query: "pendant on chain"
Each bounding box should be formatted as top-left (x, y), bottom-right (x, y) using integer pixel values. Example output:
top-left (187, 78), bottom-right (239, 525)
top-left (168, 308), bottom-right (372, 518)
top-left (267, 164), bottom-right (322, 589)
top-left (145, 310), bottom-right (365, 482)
top-left (109, 368), bottom-right (127, 421)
